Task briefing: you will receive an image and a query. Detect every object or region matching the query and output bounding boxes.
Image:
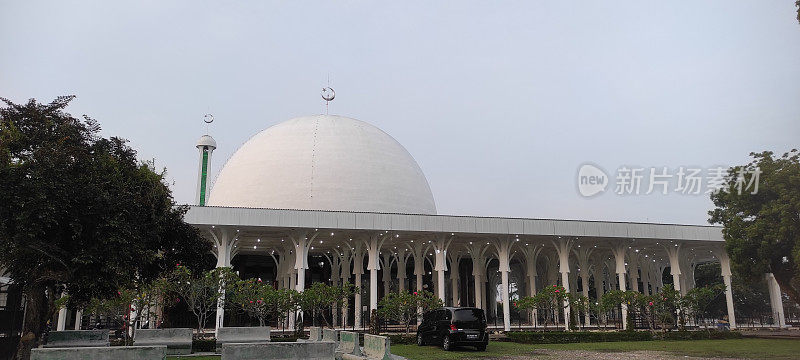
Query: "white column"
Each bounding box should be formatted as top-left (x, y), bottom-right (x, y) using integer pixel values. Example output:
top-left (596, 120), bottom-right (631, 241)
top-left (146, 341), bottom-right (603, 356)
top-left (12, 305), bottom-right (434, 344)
top-left (448, 252), bottom-right (460, 306)
top-left (366, 234), bottom-right (385, 315)
top-left (340, 251), bottom-right (351, 328)
top-left (766, 273), bottom-right (786, 327)
top-left (293, 232), bottom-right (313, 329)
top-left (396, 250), bottom-right (408, 293)
top-left (354, 273), bottom-right (362, 328)
top-left (370, 269), bottom-right (378, 314)
top-left (382, 253), bottom-right (393, 296)
top-left (522, 244), bottom-right (541, 326)
top-left (411, 242), bottom-right (426, 323)
top-left (611, 243), bottom-right (628, 330)
top-left (210, 228), bottom-right (237, 332)
top-left (74, 309), bottom-right (82, 330)
top-left (716, 250), bottom-right (736, 328)
top-left (593, 267), bottom-right (604, 324)
top-left (56, 292), bottom-right (67, 331)
top-left (493, 238), bottom-right (514, 331)
top-left (574, 246), bottom-right (593, 327)
top-left (500, 270), bottom-right (511, 330)
top-left (580, 272), bottom-right (590, 326)
top-left (288, 270), bottom-right (296, 330)
top-left (665, 244), bottom-right (682, 293)
top-left (628, 255), bottom-right (640, 293)
top-left (474, 273), bottom-right (483, 310)
top-left (352, 244), bottom-right (364, 329)
top-left (433, 236), bottom-right (452, 303)
top-left (450, 269), bottom-right (459, 306)
top-left (552, 238), bottom-right (573, 331)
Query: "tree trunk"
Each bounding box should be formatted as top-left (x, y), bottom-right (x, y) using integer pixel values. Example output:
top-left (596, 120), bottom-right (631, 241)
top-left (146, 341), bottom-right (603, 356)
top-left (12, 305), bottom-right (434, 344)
top-left (15, 285), bottom-right (48, 360)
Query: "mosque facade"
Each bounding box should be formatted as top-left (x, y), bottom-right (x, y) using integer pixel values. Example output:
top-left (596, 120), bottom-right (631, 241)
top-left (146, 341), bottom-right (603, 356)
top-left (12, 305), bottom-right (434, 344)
top-left (178, 112), bottom-right (789, 332)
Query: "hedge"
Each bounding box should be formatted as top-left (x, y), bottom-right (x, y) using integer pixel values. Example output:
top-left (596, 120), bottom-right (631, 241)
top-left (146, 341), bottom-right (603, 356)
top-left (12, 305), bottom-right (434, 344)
top-left (507, 331), bottom-right (653, 344)
top-left (506, 330), bottom-right (741, 344)
top-left (387, 334), bottom-right (416, 345)
top-left (657, 330), bottom-right (742, 341)
top-left (192, 338), bottom-right (216, 352)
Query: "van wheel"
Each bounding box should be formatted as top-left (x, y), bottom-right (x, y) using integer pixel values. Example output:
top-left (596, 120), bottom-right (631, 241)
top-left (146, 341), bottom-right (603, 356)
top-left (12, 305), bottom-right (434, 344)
top-left (476, 344), bottom-right (487, 351)
top-left (417, 333), bottom-right (425, 346)
top-left (442, 335), bottom-right (452, 351)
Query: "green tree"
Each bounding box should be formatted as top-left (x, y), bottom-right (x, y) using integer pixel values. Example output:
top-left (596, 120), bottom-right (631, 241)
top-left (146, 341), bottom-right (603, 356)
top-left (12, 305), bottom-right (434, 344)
top-left (708, 150), bottom-right (800, 305)
top-left (683, 284), bottom-right (726, 330)
top-left (297, 282), bottom-right (357, 328)
top-left (84, 280), bottom-right (167, 346)
top-left (228, 278), bottom-right (280, 326)
top-left (516, 285), bottom-right (568, 328)
top-left (378, 290), bottom-right (442, 334)
top-left (164, 265), bottom-right (237, 334)
top-left (0, 97), bottom-right (211, 360)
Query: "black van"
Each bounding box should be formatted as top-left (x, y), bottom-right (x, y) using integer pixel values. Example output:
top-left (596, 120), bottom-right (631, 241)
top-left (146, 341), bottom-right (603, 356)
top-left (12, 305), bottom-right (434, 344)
top-left (416, 307), bottom-right (488, 351)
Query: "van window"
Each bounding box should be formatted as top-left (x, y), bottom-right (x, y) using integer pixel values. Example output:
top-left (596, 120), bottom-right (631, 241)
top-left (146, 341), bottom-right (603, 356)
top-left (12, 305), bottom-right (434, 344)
top-left (452, 309), bottom-right (485, 327)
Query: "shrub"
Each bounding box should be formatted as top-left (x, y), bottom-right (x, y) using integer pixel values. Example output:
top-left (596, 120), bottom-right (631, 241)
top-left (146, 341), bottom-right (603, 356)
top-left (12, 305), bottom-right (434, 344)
top-left (658, 330), bottom-right (742, 341)
top-left (507, 330), bottom-right (743, 344)
top-left (507, 331), bottom-right (653, 344)
top-left (192, 338), bottom-right (216, 352)
top-left (387, 334), bottom-right (416, 345)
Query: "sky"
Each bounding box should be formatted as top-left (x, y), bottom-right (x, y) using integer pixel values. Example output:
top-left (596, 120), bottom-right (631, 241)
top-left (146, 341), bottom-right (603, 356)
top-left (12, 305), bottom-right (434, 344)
top-left (2, 1), bottom-right (798, 226)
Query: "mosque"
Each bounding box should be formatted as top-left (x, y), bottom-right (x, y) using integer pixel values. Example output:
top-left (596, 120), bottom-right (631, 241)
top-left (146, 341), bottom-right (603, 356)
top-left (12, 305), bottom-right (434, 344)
top-left (179, 99), bottom-right (787, 334)
top-left (26, 94), bottom-right (789, 336)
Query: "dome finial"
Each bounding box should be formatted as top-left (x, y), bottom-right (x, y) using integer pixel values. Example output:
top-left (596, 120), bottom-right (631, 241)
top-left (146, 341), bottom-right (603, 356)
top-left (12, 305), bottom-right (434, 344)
top-left (203, 113), bottom-right (214, 135)
top-left (321, 87), bottom-right (335, 115)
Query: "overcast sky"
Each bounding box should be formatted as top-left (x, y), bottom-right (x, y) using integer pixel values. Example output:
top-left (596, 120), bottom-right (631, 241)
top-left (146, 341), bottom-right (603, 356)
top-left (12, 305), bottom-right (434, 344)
top-left (2, 1), bottom-right (798, 225)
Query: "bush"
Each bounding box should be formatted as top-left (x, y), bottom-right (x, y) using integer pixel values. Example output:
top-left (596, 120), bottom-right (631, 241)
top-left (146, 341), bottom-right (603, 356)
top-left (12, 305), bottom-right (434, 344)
top-left (387, 334), bottom-right (416, 345)
top-left (192, 338), bottom-right (216, 352)
top-left (507, 330), bottom-right (743, 344)
top-left (507, 331), bottom-right (653, 344)
top-left (658, 330), bottom-right (742, 341)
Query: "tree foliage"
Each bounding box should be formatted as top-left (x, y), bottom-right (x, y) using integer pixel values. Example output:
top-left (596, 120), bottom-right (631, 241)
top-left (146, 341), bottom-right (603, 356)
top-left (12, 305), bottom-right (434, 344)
top-left (163, 265), bottom-right (237, 334)
top-left (378, 290), bottom-right (442, 334)
top-left (708, 150), bottom-right (800, 305)
top-left (296, 282), bottom-right (357, 328)
top-left (228, 277), bottom-right (282, 326)
top-left (516, 285), bottom-right (568, 327)
top-left (0, 97), bottom-right (212, 359)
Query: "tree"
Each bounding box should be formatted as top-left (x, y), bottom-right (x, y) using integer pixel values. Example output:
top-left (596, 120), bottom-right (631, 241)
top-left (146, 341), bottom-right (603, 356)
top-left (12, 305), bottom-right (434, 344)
top-left (652, 285), bottom-right (680, 334)
top-left (516, 285), bottom-right (567, 328)
top-left (296, 282), bottom-right (357, 328)
top-left (708, 150), bottom-right (800, 305)
top-left (378, 290), bottom-right (442, 334)
top-left (682, 284), bottom-right (726, 330)
top-left (164, 265), bottom-right (237, 335)
top-left (0, 97), bottom-right (212, 360)
top-left (84, 280), bottom-right (167, 346)
top-left (228, 278), bottom-right (280, 326)
top-left (599, 290), bottom-right (627, 329)
top-left (566, 292), bottom-right (590, 330)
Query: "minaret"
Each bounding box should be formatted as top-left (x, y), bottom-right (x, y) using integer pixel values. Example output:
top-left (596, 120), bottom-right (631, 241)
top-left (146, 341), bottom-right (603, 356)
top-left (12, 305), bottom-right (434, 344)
top-left (195, 133), bottom-right (217, 206)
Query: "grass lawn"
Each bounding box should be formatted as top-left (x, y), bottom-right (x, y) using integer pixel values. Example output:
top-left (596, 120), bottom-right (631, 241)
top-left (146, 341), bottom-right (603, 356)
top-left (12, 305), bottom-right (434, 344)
top-left (391, 338), bottom-right (800, 360)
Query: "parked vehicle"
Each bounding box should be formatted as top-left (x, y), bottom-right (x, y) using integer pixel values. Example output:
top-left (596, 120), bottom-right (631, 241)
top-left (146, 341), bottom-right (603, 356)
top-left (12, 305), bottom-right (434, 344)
top-left (416, 307), bottom-right (488, 351)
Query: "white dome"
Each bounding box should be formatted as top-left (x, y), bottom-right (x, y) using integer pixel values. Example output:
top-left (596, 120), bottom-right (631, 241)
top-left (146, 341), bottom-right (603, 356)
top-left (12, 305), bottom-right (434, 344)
top-left (196, 135), bottom-right (217, 149)
top-left (208, 115), bottom-right (436, 214)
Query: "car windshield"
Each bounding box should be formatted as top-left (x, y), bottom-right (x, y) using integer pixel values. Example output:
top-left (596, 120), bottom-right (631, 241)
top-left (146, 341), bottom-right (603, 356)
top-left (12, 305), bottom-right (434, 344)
top-left (452, 309), bottom-right (484, 327)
